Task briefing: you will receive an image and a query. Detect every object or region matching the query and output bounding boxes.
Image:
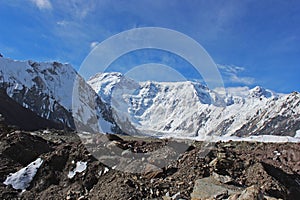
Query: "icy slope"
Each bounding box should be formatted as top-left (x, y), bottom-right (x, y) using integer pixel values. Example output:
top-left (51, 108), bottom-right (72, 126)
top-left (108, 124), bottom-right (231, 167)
top-left (88, 73), bottom-right (300, 137)
top-left (0, 57), bottom-right (118, 133)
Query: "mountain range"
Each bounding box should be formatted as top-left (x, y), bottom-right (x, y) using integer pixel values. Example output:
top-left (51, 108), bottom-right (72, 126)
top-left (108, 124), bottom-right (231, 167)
top-left (0, 56), bottom-right (299, 138)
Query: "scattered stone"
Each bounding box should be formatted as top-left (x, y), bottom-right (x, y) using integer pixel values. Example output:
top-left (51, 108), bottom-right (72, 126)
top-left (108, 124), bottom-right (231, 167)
top-left (0, 126), bottom-right (299, 200)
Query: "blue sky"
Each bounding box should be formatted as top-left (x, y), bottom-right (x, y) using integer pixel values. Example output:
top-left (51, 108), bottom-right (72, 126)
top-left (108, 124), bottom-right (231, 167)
top-left (0, 0), bottom-right (299, 93)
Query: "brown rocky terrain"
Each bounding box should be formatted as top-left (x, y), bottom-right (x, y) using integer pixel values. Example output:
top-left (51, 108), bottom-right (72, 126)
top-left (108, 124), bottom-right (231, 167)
top-left (0, 118), bottom-right (299, 200)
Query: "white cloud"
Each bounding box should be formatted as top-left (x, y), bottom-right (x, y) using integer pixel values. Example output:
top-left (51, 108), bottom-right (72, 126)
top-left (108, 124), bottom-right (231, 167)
top-left (90, 41), bottom-right (99, 49)
top-left (30, 0), bottom-right (52, 10)
top-left (218, 64), bottom-right (255, 85)
top-left (229, 74), bottom-right (255, 85)
top-left (55, 0), bottom-right (97, 20)
top-left (56, 20), bottom-right (68, 26)
top-left (215, 86), bottom-right (250, 97)
top-left (218, 64), bottom-right (245, 74)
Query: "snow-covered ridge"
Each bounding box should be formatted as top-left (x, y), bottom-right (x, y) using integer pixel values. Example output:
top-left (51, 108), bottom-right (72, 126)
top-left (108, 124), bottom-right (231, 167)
top-left (87, 72), bottom-right (123, 104)
top-left (88, 72), bottom-right (300, 137)
top-left (0, 57), bottom-right (118, 132)
top-left (0, 55), bottom-right (299, 138)
top-left (0, 57), bottom-right (76, 126)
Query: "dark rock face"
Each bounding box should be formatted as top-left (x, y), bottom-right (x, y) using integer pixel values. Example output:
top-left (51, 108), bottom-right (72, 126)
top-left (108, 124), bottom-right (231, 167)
top-left (0, 88), bottom-right (65, 131)
top-left (1, 60), bottom-right (77, 129)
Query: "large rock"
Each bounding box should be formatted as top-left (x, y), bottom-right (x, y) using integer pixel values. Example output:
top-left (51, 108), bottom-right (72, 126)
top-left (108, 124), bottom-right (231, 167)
top-left (234, 185), bottom-right (264, 200)
top-left (191, 176), bottom-right (241, 200)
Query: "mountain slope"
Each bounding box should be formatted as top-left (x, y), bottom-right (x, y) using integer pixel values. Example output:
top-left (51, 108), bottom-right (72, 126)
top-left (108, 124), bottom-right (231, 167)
top-left (0, 57), bottom-right (120, 133)
top-left (88, 73), bottom-right (300, 137)
top-left (1, 56), bottom-right (299, 138)
top-left (0, 88), bottom-right (64, 130)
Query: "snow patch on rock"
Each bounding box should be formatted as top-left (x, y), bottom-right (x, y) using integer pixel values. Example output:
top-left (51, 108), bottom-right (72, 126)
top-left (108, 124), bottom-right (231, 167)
top-left (295, 130), bottom-right (300, 138)
top-left (68, 161), bottom-right (87, 179)
top-left (3, 158), bottom-right (43, 190)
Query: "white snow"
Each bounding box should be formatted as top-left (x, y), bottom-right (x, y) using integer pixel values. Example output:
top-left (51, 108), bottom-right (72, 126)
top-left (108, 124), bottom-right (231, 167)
top-left (1, 57), bottom-right (299, 139)
top-left (164, 134), bottom-right (300, 143)
top-left (98, 167), bottom-right (110, 176)
top-left (42, 130), bottom-right (51, 134)
top-left (87, 72), bottom-right (123, 104)
top-left (0, 58), bottom-right (76, 110)
top-left (88, 72), bottom-right (300, 138)
top-left (295, 130), bottom-right (300, 138)
top-left (103, 167), bottom-right (109, 174)
top-left (273, 150), bottom-right (281, 156)
top-left (3, 158), bottom-right (43, 190)
top-left (68, 161), bottom-right (87, 179)
top-left (0, 57), bottom-right (115, 133)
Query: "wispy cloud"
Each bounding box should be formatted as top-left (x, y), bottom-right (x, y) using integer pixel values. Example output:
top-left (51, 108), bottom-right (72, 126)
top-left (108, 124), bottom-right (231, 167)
top-left (215, 86), bottom-right (251, 97)
top-left (56, 20), bottom-right (68, 26)
top-left (90, 41), bottom-right (99, 49)
top-left (30, 0), bottom-right (52, 10)
top-left (218, 64), bottom-right (255, 85)
top-left (55, 0), bottom-right (97, 20)
top-left (229, 74), bottom-right (255, 85)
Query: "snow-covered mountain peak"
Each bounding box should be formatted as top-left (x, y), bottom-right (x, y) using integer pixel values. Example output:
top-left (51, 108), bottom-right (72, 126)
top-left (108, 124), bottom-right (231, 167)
top-left (88, 73), bottom-right (225, 107)
top-left (1, 57), bottom-right (299, 138)
top-left (88, 72), bottom-right (139, 104)
top-left (87, 72), bottom-right (300, 137)
top-left (87, 72), bottom-right (122, 103)
top-left (0, 57), bottom-right (121, 133)
top-left (0, 57), bottom-right (77, 110)
top-left (88, 72), bottom-right (123, 82)
top-left (249, 86), bottom-right (277, 98)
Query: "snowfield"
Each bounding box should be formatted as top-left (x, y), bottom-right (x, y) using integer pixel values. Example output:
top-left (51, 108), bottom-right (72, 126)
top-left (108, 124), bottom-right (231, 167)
top-left (162, 134), bottom-right (300, 143)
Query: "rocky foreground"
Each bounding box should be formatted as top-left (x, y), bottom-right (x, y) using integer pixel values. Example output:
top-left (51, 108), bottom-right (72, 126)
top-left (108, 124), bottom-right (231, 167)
top-left (0, 123), bottom-right (299, 200)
